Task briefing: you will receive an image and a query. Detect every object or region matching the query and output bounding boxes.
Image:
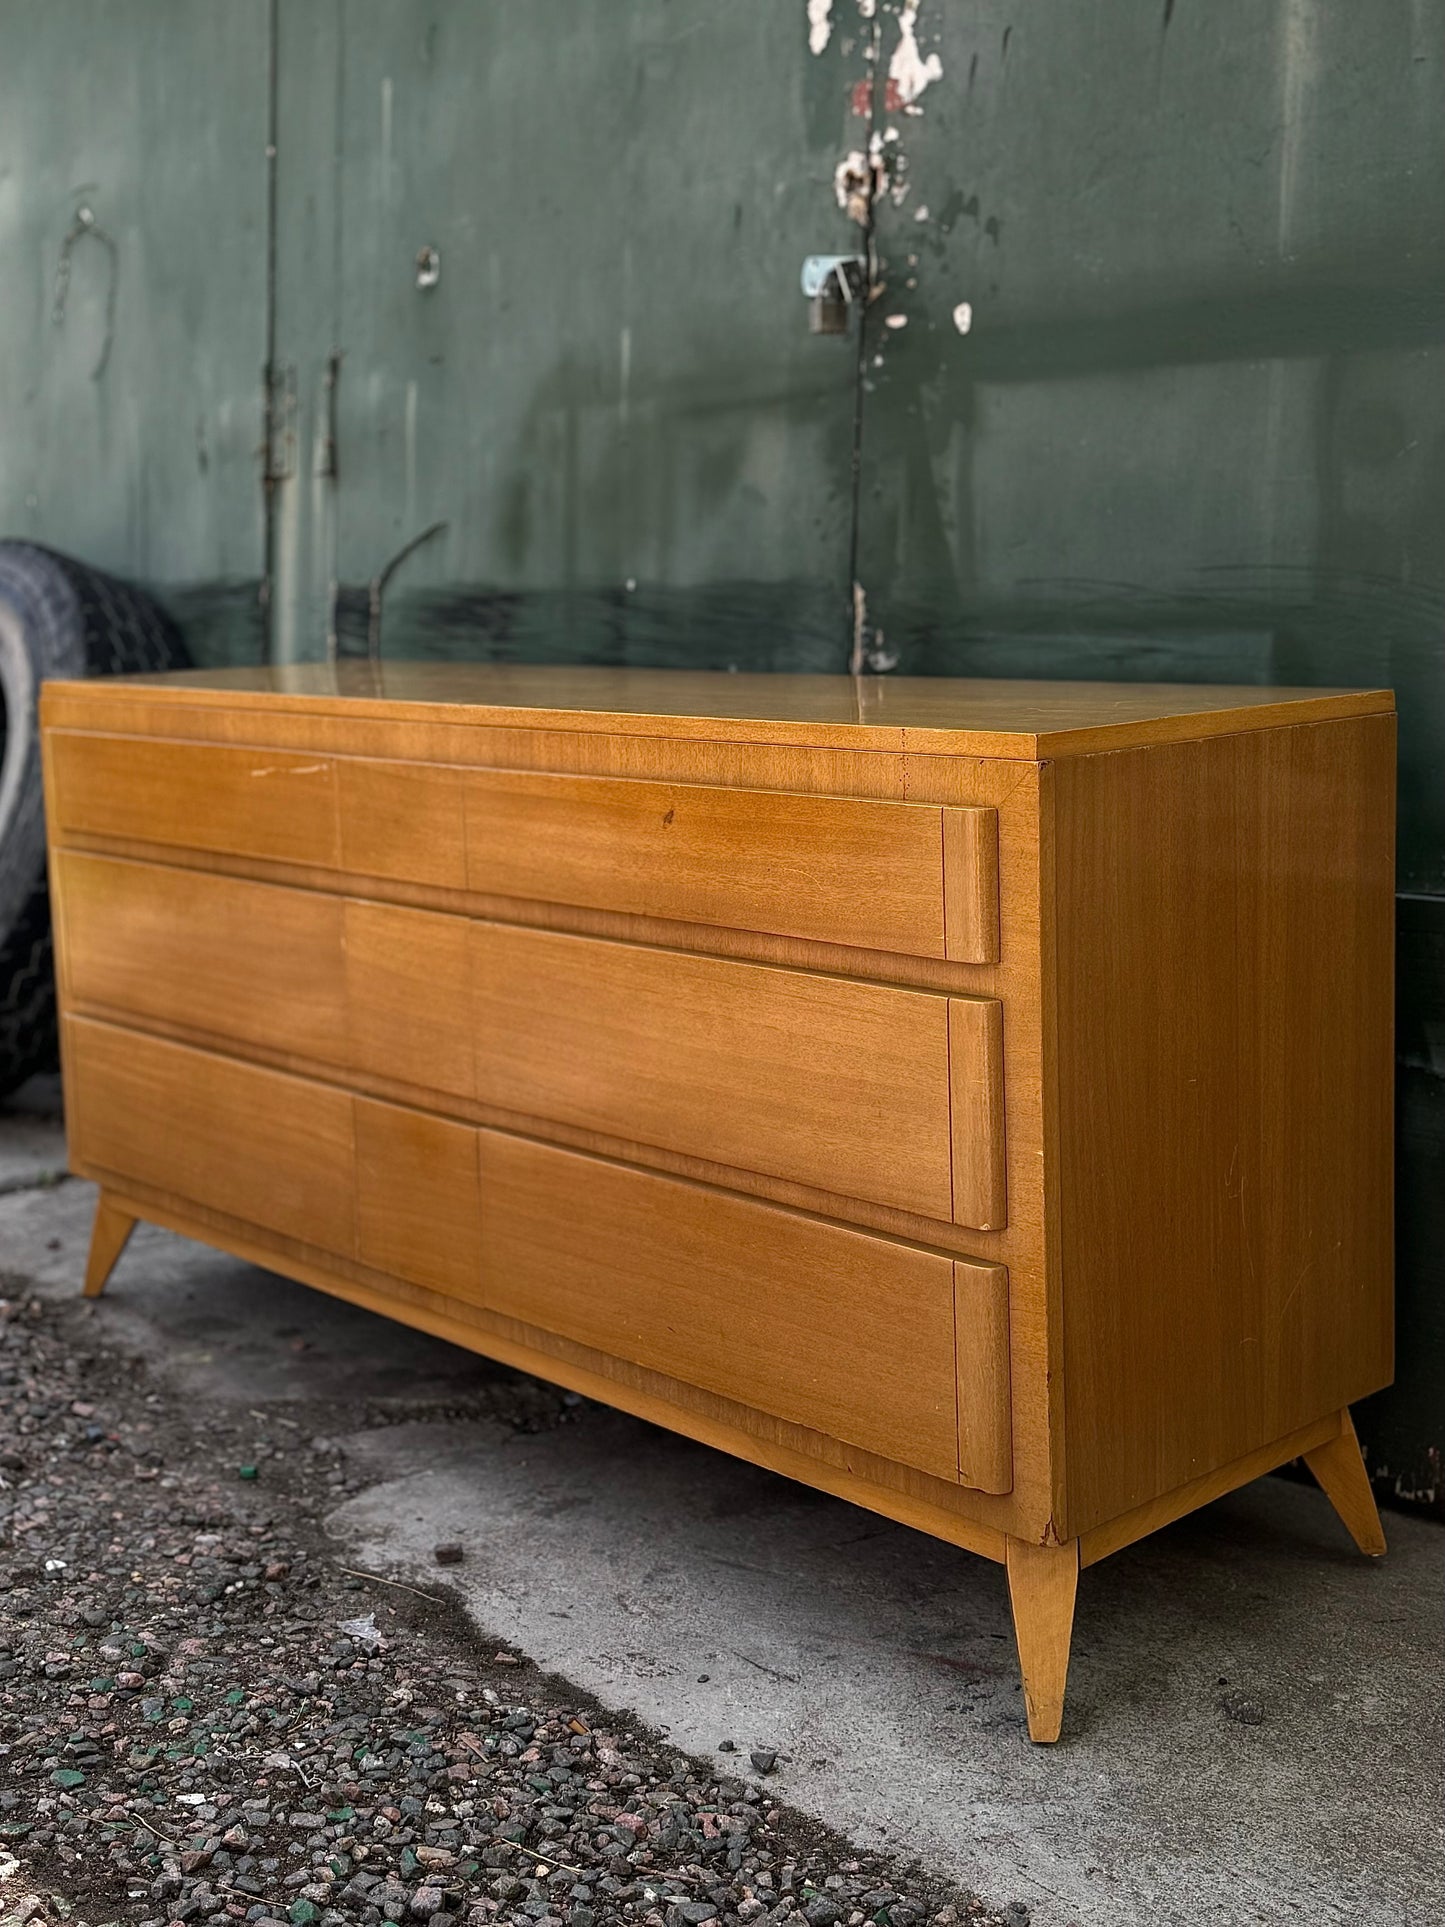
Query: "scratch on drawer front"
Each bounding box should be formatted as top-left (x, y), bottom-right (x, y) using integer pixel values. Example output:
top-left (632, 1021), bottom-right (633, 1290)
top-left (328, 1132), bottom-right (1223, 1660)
top-left (249, 763), bottom-right (328, 777)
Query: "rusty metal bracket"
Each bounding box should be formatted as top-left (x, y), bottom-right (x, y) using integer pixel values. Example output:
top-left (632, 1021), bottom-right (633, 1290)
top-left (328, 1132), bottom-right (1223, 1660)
top-left (264, 362), bottom-right (297, 485)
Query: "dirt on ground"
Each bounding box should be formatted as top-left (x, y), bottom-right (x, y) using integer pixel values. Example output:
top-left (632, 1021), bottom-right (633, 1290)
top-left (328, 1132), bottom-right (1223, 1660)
top-left (0, 1285), bottom-right (1018, 1927)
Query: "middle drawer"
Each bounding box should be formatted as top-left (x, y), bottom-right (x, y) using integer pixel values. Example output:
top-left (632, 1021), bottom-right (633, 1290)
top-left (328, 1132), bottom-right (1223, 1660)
top-left (58, 853), bottom-right (1004, 1227)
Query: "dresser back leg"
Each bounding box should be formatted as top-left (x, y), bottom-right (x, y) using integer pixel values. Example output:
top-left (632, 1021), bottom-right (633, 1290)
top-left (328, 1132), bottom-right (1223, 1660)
top-left (83, 1194), bottom-right (138, 1299)
top-left (1303, 1408), bottom-right (1387, 1557)
top-left (1004, 1535), bottom-right (1080, 1743)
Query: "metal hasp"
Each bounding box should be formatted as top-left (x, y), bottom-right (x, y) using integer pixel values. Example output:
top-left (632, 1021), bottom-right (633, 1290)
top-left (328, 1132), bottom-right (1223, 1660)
top-left (801, 254), bottom-right (867, 335)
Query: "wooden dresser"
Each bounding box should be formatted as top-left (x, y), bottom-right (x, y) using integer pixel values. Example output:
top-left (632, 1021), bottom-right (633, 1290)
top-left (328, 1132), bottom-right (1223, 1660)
top-left (40, 666), bottom-right (1395, 1740)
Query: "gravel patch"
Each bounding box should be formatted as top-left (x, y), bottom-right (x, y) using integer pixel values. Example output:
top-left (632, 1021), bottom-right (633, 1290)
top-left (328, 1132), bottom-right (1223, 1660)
top-left (0, 1286), bottom-right (1013, 1927)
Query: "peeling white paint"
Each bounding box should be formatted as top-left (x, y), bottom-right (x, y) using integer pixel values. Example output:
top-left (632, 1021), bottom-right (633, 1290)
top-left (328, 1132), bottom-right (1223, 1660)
top-left (856, 0), bottom-right (877, 18)
top-left (885, 313), bottom-right (908, 330)
top-left (889, 2), bottom-right (943, 110)
top-left (834, 147), bottom-right (872, 224)
top-left (913, 204), bottom-right (931, 222)
top-left (952, 300), bottom-right (974, 335)
top-left (850, 581), bottom-right (868, 677)
top-left (807, 0), bottom-right (833, 56)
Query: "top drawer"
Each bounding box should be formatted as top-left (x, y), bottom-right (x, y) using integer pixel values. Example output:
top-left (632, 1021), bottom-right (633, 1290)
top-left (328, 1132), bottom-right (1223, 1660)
top-left (47, 732), bottom-right (1000, 963)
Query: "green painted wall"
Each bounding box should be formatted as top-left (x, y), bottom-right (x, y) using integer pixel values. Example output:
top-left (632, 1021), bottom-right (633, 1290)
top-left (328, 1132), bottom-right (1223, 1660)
top-left (1, 1), bottom-right (1441, 1505)
top-left (269, 0), bottom-right (861, 669)
top-left (856, 2), bottom-right (1445, 886)
top-left (0, 0), bottom-right (271, 661)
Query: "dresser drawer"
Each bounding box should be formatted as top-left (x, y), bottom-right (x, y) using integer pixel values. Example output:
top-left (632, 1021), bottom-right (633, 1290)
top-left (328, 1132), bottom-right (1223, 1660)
top-left (50, 733), bottom-right (344, 868)
top-left (473, 1131), bottom-right (1011, 1488)
top-left (51, 733), bottom-right (1001, 963)
top-left (48, 733), bottom-right (468, 888)
top-left (65, 1018), bottom-right (355, 1257)
top-left (464, 770), bottom-right (998, 962)
top-left (57, 852), bottom-right (349, 1068)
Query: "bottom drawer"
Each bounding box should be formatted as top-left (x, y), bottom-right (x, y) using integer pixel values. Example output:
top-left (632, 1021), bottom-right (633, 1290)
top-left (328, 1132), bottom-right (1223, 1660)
top-left (470, 1131), bottom-right (1010, 1491)
top-left (64, 1020), bottom-right (1012, 1493)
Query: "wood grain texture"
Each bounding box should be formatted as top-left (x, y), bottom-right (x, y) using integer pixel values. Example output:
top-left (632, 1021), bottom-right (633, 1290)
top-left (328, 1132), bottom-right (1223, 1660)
top-left (950, 997), bottom-right (1008, 1231)
top-left (66, 1016), bottom-right (356, 1259)
top-left (44, 694), bottom-right (1060, 1542)
top-left (53, 851), bottom-right (1000, 1233)
top-left (1005, 1536), bottom-right (1079, 1743)
top-left (43, 668), bottom-right (1398, 1678)
top-left (58, 851), bottom-right (348, 1069)
top-left (955, 1261), bottom-right (1013, 1494)
top-left (1304, 1409), bottom-right (1387, 1556)
top-left (42, 668), bottom-right (1392, 760)
top-left (473, 1131), bottom-right (981, 1486)
top-left (944, 806), bottom-right (1001, 963)
top-left (337, 757), bottom-right (467, 888)
top-left (470, 921), bottom-right (963, 1221)
top-left (54, 860), bottom-right (1012, 1253)
top-left (1051, 714), bottom-right (1396, 1537)
top-left (62, 1178), bottom-right (1011, 1565)
top-left (354, 1098), bottom-right (481, 1299)
top-left (1077, 1410), bottom-right (1342, 1566)
top-left (344, 899), bottom-right (476, 1100)
top-left (83, 1193), bottom-right (137, 1298)
top-left (463, 769), bottom-right (963, 958)
top-left (49, 731), bottom-right (341, 866)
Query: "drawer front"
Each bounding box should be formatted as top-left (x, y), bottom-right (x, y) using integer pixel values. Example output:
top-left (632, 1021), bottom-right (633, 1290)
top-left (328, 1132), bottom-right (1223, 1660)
top-left (49, 733), bottom-right (1000, 963)
top-left (464, 770), bottom-right (999, 961)
top-left (472, 922), bottom-right (964, 1220)
top-left (57, 852), bottom-right (349, 1068)
top-left (50, 733), bottom-right (343, 868)
top-left (66, 1017), bottom-right (355, 1256)
top-left (475, 1132), bottom-right (1008, 1486)
top-left (48, 733), bottom-right (469, 889)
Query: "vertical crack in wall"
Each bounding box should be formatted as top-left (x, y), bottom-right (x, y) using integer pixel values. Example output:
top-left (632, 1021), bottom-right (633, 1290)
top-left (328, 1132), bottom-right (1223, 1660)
top-left (833, 0), bottom-right (945, 678)
top-left (260, 0), bottom-right (281, 659)
top-left (827, 1), bottom-right (945, 676)
top-left (845, 10), bottom-right (882, 678)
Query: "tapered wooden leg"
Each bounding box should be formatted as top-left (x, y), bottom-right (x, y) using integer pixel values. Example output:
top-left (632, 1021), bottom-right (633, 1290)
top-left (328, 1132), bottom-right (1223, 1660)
top-left (1303, 1409), bottom-right (1386, 1556)
top-left (83, 1195), bottom-right (137, 1298)
top-left (1005, 1535), bottom-right (1080, 1743)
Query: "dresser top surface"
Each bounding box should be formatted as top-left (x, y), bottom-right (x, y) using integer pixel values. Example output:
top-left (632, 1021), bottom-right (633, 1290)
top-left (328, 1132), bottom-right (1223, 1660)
top-left (44, 663), bottom-right (1393, 758)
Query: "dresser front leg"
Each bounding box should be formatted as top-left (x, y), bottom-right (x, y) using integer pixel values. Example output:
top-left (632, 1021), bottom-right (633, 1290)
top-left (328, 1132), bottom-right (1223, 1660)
top-left (83, 1194), bottom-right (138, 1299)
top-left (1005, 1535), bottom-right (1080, 1743)
top-left (1303, 1408), bottom-right (1387, 1557)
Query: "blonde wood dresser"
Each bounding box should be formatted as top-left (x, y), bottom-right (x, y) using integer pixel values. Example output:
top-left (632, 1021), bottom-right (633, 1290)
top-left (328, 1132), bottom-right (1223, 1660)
top-left (40, 666), bottom-right (1395, 1741)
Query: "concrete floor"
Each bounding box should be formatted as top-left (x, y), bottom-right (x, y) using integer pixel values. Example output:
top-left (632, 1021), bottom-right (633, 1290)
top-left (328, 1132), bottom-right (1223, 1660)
top-left (2, 1095), bottom-right (1441, 1927)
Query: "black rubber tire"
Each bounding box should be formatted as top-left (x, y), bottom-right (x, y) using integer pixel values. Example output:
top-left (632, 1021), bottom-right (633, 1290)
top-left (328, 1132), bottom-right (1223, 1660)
top-left (0, 543), bottom-right (190, 1098)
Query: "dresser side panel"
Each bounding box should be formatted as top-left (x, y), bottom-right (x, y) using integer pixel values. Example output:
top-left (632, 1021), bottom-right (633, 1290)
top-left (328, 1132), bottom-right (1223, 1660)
top-left (1053, 714), bottom-right (1396, 1537)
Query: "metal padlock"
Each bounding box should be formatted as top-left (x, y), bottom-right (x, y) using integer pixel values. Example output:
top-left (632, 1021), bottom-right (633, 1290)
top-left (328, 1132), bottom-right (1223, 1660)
top-left (801, 255), bottom-right (866, 336)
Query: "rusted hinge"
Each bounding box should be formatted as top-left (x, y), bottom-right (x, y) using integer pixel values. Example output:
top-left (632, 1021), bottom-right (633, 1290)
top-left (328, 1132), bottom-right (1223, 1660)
top-left (263, 360), bottom-right (297, 485)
